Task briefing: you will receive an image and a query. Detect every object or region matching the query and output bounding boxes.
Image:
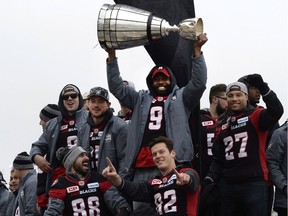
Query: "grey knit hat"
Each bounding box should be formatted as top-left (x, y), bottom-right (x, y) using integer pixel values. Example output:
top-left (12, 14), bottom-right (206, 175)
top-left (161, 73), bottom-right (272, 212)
top-left (39, 104), bottom-right (61, 122)
top-left (57, 146), bottom-right (87, 170)
top-left (226, 81), bottom-right (248, 95)
top-left (13, 152), bottom-right (34, 170)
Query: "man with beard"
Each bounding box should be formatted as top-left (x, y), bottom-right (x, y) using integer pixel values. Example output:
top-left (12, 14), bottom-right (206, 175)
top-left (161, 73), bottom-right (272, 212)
top-left (30, 84), bottom-right (88, 213)
top-left (196, 84), bottom-right (227, 216)
top-left (44, 146), bottom-right (120, 216)
top-left (194, 83), bottom-right (227, 182)
top-left (77, 87), bottom-right (131, 215)
top-left (105, 33), bottom-right (207, 215)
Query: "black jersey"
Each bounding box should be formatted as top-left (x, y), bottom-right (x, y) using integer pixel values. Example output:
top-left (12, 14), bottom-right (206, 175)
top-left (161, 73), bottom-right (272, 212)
top-left (120, 166), bottom-right (200, 216)
top-left (135, 96), bottom-right (167, 168)
top-left (48, 171), bottom-right (113, 216)
top-left (141, 96), bottom-right (167, 146)
top-left (55, 118), bottom-right (78, 168)
top-left (89, 122), bottom-right (106, 171)
top-left (213, 108), bottom-right (269, 183)
top-left (195, 109), bottom-right (218, 181)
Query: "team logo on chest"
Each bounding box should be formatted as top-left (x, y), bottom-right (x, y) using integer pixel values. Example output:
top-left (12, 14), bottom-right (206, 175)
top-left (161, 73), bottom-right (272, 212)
top-left (159, 174), bottom-right (176, 188)
top-left (79, 181), bottom-right (85, 186)
top-left (105, 134), bottom-right (111, 142)
top-left (69, 120), bottom-right (75, 126)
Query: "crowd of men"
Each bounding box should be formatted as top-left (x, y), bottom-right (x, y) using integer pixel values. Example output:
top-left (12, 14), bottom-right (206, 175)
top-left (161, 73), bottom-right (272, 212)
top-left (0, 33), bottom-right (286, 216)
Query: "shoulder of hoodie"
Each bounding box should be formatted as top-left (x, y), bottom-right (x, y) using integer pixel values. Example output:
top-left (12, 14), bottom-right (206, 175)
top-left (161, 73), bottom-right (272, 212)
top-left (110, 115), bottom-right (129, 129)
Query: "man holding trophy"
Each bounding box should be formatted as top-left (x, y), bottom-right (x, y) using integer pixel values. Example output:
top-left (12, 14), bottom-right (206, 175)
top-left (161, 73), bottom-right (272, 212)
top-left (98, 3), bottom-right (207, 215)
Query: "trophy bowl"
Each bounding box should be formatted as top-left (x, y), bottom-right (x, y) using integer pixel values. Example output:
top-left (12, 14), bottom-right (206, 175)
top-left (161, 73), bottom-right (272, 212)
top-left (178, 18), bottom-right (203, 40)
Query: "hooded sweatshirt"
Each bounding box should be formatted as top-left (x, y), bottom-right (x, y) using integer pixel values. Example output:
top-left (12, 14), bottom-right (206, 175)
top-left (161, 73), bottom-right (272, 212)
top-left (30, 84), bottom-right (88, 195)
top-left (107, 54), bottom-right (207, 178)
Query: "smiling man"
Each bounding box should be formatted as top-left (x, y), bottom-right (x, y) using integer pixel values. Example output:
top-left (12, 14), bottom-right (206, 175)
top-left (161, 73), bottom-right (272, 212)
top-left (105, 33), bottom-right (207, 215)
top-left (30, 84), bottom-right (88, 212)
top-left (44, 146), bottom-right (118, 216)
top-left (77, 86), bottom-right (131, 215)
top-left (204, 75), bottom-right (283, 216)
top-left (102, 136), bottom-right (200, 216)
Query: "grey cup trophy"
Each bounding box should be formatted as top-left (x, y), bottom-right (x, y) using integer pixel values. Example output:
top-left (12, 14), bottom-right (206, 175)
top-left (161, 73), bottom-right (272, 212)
top-left (97, 4), bottom-right (203, 50)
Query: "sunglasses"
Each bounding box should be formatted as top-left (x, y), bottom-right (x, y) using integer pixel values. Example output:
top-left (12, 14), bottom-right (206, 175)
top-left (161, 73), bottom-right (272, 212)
top-left (62, 93), bottom-right (78, 100)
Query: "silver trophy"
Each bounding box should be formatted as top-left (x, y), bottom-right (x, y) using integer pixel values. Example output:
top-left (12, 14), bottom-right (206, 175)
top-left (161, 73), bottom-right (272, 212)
top-left (97, 4), bottom-right (203, 50)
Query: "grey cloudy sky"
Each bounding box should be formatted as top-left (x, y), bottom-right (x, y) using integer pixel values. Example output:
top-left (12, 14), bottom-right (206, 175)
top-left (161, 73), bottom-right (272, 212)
top-left (0, 0), bottom-right (287, 182)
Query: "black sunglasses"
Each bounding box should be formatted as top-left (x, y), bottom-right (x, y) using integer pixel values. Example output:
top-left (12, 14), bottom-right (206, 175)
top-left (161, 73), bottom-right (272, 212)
top-left (62, 93), bottom-right (78, 100)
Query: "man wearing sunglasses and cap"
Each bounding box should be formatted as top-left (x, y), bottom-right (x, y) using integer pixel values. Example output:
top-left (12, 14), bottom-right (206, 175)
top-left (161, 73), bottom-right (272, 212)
top-left (105, 33), bottom-right (208, 215)
top-left (204, 75), bottom-right (283, 216)
top-left (30, 84), bottom-right (88, 213)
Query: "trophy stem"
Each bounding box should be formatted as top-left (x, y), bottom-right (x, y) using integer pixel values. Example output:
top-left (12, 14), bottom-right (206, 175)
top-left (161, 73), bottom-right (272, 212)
top-left (161, 21), bottom-right (179, 36)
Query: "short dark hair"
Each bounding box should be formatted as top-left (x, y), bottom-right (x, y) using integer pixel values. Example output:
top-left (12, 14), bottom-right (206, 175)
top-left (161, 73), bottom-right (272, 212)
top-left (209, 84), bottom-right (227, 104)
top-left (149, 136), bottom-right (174, 152)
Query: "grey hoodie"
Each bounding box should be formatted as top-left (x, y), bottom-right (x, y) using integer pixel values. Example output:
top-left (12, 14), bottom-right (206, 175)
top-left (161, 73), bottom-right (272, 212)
top-left (267, 122), bottom-right (287, 209)
top-left (30, 84), bottom-right (88, 194)
top-left (107, 54), bottom-right (207, 178)
top-left (12, 170), bottom-right (39, 216)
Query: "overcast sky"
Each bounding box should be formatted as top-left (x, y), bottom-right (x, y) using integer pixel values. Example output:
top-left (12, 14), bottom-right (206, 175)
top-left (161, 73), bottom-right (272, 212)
top-left (0, 0), bottom-right (287, 182)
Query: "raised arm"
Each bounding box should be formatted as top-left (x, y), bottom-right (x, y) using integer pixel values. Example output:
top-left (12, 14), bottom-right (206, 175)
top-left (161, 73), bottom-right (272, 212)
top-left (183, 33), bottom-right (208, 111)
top-left (245, 74), bottom-right (284, 130)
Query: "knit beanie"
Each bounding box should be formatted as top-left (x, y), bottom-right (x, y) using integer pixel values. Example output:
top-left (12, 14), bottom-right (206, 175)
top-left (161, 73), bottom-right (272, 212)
top-left (39, 104), bottom-right (61, 122)
top-left (56, 146), bottom-right (87, 170)
top-left (13, 152), bottom-right (34, 170)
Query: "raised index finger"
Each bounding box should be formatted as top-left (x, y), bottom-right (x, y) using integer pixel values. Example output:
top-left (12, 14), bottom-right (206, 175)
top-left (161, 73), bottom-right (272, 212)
top-left (105, 157), bottom-right (114, 168)
top-left (172, 168), bottom-right (181, 178)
